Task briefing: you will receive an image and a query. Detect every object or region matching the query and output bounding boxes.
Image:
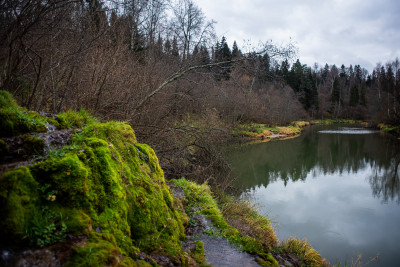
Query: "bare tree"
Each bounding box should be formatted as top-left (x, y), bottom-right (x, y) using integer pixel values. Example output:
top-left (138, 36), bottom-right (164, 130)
top-left (169, 0), bottom-right (215, 61)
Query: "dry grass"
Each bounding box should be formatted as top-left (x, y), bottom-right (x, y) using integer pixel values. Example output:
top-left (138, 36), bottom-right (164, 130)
top-left (220, 197), bottom-right (278, 249)
top-left (280, 238), bottom-right (328, 266)
top-left (276, 126), bottom-right (302, 136)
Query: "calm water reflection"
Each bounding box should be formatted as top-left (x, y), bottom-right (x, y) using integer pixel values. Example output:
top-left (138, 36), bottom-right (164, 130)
top-left (226, 125), bottom-right (400, 266)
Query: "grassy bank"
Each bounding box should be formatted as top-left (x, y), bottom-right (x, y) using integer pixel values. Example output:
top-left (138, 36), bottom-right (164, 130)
top-left (232, 119), bottom-right (382, 144)
top-left (377, 123), bottom-right (400, 137)
top-left (172, 178), bottom-right (328, 267)
top-left (232, 121), bottom-right (310, 142)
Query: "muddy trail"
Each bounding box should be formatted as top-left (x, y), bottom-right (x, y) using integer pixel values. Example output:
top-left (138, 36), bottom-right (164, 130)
top-left (187, 212), bottom-right (261, 267)
top-left (200, 230), bottom-right (260, 266)
top-left (169, 184), bottom-right (262, 267)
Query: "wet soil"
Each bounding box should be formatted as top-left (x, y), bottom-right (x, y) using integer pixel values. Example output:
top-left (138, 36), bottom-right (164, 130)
top-left (200, 234), bottom-right (260, 267)
top-left (168, 182), bottom-right (261, 267)
top-left (0, 126), bottom-right (73, 175)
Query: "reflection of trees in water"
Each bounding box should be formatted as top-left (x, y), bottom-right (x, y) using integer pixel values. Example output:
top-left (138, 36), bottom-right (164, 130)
top-left (369, 157), bottom-right (400, 204)
top-left (228, 126), bottom-right (400, 202)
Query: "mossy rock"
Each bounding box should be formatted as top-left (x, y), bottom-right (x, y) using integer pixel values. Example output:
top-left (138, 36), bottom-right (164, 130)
top-left (0, 91), bottom-right (207, 266)
top-left (0, 138), bottom-right (9, 160)
top-left (0, 91), bottom-right (189, 264)
top-left (0, 167), bottom-right (39, 242)
top-left (0, 91), bottom-right (49, 137)
top-left (56, 109), bottom-right (97, 129)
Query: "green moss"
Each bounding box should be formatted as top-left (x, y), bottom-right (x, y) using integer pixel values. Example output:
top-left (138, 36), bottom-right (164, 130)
top-left (0, 167), bottom-right (39, 241)
top-left (2, 117), bottom-right (183, 259)
top-left (255, 253), bottom-right (279, 267)
top-left (57, 109), bottom-right (97, 129)
top-left (58, 208), bottom-right (91, 234)
top-left (192, 240), bottom-right (207, 265)
top-left (21, 134), bottom-right (45, 157)
top-left (0, 138), bottom-right (9, 160)
top-left (0, 92), bottom-right (190, 263)
top-left (0, 90), bottom-right (50, 136)
top-left (0, 90), bottom-right (18, 109)
top-left (30, 154), bottom-right (91, 208)
top-left (66, 239), bottom-right (131, 267)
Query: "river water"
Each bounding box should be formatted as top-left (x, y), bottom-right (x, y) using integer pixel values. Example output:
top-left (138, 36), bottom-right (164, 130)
top-left (226, 125), bottom-right (400, 266)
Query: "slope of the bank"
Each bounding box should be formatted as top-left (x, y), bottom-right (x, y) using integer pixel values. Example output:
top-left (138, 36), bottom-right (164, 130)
top-left (0, 90), bottom-right (192, 266)
top-left (0, 90), bottom-right (328, 267)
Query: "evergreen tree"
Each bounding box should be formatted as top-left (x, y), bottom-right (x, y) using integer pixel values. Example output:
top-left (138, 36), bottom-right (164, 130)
top-left (155, 34), bottom-right (163, 58)
top-left (199, 46), bottom-right (210, 65)
top-left (192, 45), bottom-right (199, 59)
top-left (214, 36), bottom-right (232, 80)
top-left (331, 77), bottom-right (341, 104)
top-left (283, 59), bottom-right (318, 112)
top-left (349, 84), bottom-right (359, 106)
top-left (232, 41), bottom-right (241, 58)
top-left (300, 68), bottom-right (319, 110)
top-left (171, 37), bottom-right (179, 57)
top-left (258, 53), bottom-right (271, 82)
top-left (386, 65), bottom-right (395, 93)
top-left (164, 38), bottom-right (171, 54)
top-left (349, 64), bottom-right (354, 78)
top-left (354, 65), bottom-right (362, 85)
top-left (288, 59), bottom-right (303, 92)
top-left (340, 64), bottom-right (347, 79)
top-left (281, 59), bottom-right (290, 79)
top-left (322, 64), bottom-right (330, 81)
top-left (360, 82), bottom-right (367, 106)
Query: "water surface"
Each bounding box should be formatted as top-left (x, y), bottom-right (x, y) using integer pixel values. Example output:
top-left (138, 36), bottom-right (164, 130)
top-left (226, 125), bottom-right (400, 266)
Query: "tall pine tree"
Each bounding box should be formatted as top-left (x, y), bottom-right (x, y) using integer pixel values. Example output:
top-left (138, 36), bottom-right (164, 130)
top-left (214, 36), bottom-right (232, 80)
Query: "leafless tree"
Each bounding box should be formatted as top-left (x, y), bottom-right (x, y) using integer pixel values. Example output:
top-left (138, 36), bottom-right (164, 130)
top-left (169, 0), bottom-right (215, 61)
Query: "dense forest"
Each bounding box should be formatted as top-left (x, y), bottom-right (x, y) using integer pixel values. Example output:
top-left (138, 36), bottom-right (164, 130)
top-left (1, 0), bottom-right (399, 183)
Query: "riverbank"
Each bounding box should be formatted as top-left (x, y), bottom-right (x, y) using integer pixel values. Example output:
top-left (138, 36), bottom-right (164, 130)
top-left (0, 90), bottom-right (330, 266)
top-left (232, 121), bottom-right (309, 143)
top-left (377, 123), bottom-right (400, 138)
top-left (232, 119), bottom-right (384, 144)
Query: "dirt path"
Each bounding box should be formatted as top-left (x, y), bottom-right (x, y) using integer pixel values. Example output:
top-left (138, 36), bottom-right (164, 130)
top-left (199, 233), bottom-right (260, 267)
top-left (185, 211), bottom-right (261, 267)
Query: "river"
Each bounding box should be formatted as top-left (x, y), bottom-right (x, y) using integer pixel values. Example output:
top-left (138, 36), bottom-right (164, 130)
top-left (226, 124), bottom-right (400, 266)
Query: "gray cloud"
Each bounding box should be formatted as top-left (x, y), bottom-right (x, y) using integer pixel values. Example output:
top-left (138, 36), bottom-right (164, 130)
top-left (196, 0), bottom-right (400, 72)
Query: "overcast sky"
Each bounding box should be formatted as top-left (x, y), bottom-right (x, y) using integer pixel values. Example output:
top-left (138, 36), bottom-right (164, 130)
top-left (195, 0), bottom-right (400, 72)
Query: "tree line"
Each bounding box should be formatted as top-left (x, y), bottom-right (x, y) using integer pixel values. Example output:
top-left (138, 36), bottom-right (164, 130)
top-left (274, 59), bottom-right (400, 123)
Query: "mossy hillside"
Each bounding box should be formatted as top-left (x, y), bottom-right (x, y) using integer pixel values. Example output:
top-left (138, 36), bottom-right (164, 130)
top-left (173, 178), bottom-right (279, 267)
top-left (0, 90), bottom-right (97, 138)
top-left (0, 90), bottom-right (50, 136)
top-left (0, 92), bottom-right (190, 265)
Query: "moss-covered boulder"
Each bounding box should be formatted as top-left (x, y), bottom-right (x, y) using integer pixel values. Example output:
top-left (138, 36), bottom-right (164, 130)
top-left (0, 91), bottom-right (189, 266)
top-left (0, 90), bottom-right (49, 137)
